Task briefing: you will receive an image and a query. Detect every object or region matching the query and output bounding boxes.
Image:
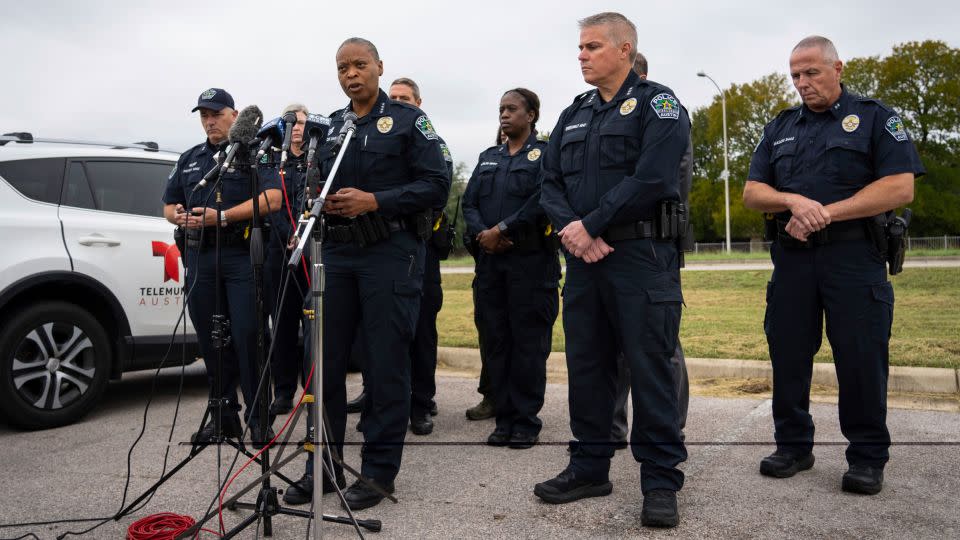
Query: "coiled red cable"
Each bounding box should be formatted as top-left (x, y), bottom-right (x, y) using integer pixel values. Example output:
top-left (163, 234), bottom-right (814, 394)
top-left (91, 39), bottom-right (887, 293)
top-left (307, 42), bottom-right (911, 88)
top-left (126, 513), bottom-right (220, 539)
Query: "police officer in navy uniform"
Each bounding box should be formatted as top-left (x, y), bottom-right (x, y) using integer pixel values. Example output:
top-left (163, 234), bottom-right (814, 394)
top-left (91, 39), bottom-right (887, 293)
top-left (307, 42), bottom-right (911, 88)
top-left (536, 13), bottom-right (688, 528)
top-left (261, 103), bottom-right (325, 417)
top-left (609, 52), bottom-right (692, 447)
top-left (744, 36), bottom-right (922, 495)
top-left (463, 88), bottom-right (559, 450)
top-left (344, 78), bottom-right (452, 436)
top-left (306, 38), bottom-right (449, 511)
top-left (162, 88), bottom-right (282, 447)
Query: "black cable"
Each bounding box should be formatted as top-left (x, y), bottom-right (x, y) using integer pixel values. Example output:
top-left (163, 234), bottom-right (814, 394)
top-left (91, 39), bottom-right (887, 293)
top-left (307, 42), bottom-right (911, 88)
top-left (55, 188), bottom-right (216, 540)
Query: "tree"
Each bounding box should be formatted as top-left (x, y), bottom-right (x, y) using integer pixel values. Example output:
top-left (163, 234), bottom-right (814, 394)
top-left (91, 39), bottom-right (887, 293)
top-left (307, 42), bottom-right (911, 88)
top-left (844, 40), bottom-right (960, 235)
top-left (689, 73), bottom-right (798, 240)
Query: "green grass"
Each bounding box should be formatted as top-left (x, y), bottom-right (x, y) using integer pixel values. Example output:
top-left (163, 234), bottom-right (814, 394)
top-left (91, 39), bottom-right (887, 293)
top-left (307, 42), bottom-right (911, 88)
top-left (438, 267), bottom-right (960, 369)
top-left (440, 249), bottom-right (960, 267)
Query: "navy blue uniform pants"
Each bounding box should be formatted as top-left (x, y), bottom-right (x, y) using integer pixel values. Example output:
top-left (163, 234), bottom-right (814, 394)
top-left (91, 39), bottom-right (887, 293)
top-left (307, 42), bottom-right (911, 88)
top-left (766, 239), bottom-right (892, 467)
top-left (184, 245), bottom-right (263, 424)
top-left (410, 244), bottom-right (443, 418)
top-left (265, 242), bottom-right (309, 401)
top-left (563, 239), bottom-right (686, 493)
top-left (319, 232), bottom-right (424, 483)
top-left (612, 342), bottom-right (689, 441)
top-left (474, 250), bottom-right (559, 436)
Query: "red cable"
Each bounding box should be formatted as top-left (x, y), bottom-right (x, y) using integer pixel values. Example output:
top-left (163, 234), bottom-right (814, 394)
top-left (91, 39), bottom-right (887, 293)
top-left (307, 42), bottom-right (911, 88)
top-left (127, 513), bottom-right (221, 539)
top-left (278, 168), bottom-right (312, 287)
top-left (216, 363), bottom-right (317, 531)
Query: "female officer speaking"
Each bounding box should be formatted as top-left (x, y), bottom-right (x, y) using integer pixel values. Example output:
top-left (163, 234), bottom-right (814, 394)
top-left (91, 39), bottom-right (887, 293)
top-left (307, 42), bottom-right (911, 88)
top-left (463, 88), bottom-right (560, 450)
top-left (296, 37), bottom-right (448, 511)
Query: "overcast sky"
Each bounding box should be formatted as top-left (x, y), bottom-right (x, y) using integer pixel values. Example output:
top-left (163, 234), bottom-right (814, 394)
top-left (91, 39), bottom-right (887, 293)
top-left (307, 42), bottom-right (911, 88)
top-left (2, 0), bottom-right (957, 167)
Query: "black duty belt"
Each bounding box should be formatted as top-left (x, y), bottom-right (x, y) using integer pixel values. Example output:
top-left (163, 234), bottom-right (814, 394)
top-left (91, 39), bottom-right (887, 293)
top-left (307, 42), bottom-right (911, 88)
top-left (601, 220), bottom-right (657, 243)
top-left (775, 219), bottom-right (867, 249)
top-left (185, 224), bottom-right (249, 250)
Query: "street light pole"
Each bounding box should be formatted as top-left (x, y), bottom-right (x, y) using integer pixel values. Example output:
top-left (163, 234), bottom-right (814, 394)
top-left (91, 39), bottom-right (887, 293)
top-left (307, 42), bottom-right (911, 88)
top-left (698, 71), bottom-right (731, 254)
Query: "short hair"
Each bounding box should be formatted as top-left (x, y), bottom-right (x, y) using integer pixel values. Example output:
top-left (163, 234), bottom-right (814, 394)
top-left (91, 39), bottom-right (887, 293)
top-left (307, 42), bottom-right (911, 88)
top-left (390, 77), bottom-right (421, 101)
top-left (792, 35), bottom-right (840, 63)
top-left (338, 37), bottom-right (380, 62)
top-left (633, 52), bottom-right (648, 76)
top-left (578, 12), bottom-right (638, 62)
top-left (281, 103), bottom-right (309, 116)
top-left (503, 87), bottom-right (541, 133)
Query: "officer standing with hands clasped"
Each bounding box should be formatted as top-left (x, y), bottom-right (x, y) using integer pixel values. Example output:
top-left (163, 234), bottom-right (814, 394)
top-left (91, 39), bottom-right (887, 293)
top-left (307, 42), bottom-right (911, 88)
top-left (744, 36), bottom-right (922, 495)
top-left (608, 52), bottom-right (692, 448)
top-left (463, 88), bottom-right (559, 449)
top-left (162, 88), bottom-right (282, 447)
top-left (299, 38), bottom-right (449, 511)
top-left (536, 13), bottom-right (688, 528)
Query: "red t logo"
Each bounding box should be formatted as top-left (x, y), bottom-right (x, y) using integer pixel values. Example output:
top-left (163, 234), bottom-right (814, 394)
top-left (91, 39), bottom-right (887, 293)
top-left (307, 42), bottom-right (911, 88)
top-left (152, 241), bottom-right (181, 282)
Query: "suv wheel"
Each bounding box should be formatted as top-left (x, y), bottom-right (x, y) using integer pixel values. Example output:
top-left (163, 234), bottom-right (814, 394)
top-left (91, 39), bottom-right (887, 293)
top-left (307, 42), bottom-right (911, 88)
top-left (0, 301), bottom-right (112, 429)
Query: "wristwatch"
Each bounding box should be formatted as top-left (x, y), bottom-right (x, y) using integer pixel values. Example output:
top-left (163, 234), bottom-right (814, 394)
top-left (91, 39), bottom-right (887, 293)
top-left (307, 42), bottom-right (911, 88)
top-left (220, 210), bottom-right (228, 226)
top-left (497, 221), bottom-right (508, 234)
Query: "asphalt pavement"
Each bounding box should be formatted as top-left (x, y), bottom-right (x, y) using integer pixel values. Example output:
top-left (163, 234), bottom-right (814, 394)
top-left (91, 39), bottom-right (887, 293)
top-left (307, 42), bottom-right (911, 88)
top-left (1, 365), bottom-right (958, 539)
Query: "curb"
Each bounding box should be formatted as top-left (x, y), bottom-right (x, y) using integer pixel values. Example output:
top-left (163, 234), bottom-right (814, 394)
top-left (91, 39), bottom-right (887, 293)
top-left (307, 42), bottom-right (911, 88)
top-left (437, 347), bottom-right (960, 395)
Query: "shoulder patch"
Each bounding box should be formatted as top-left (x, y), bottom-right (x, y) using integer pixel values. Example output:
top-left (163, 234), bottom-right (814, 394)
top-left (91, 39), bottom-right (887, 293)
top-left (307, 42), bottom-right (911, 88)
top-left (168, 164), bottom-right (177, 180)
top-left (884, 116), bottom-right (908, 142)
top-left (439, 142), bottom-right (453, 162)
top-left (415, 115), bottom-right (439, 141)
top-left (650, 93), bottom-right (680, 120)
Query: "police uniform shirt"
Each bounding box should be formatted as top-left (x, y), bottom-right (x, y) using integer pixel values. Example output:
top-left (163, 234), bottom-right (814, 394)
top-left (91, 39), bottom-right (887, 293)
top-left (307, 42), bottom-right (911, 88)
top-left (540, 69), bottom-right (690, 238)
top-left (262, 150), bottom-right (306, 243)
top-left (748, 86), bottom-right (925, 206)
top-left (163, 140), bottom-right (281, 217)
top-left (320, 90), bottom-right (449, 218)
top-left (463, 132), bottom-right (547, 236)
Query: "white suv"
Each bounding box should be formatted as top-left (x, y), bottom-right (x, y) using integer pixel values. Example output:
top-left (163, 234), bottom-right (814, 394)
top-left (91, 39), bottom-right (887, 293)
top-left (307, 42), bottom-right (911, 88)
top-left (0, 133), bottom-right (197, 429)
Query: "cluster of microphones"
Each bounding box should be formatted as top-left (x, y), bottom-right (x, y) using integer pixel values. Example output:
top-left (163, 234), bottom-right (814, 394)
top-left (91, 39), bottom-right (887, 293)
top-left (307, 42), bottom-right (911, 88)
top-left (192, 105), bottom-right (352, 193)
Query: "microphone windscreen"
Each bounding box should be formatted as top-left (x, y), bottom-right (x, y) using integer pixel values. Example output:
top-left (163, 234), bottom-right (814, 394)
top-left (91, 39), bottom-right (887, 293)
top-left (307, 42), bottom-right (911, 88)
top-left (257, 117), bottom-right (282, 138)
top-left (342, 111), bottom-right (358, 124)
top-left (229, 105), bottom-right (263, 144)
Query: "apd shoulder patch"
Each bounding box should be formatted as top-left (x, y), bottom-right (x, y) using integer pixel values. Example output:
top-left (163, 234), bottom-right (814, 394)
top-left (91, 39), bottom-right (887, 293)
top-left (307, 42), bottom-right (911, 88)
top-left (650, 93), bottom-right (680, 120)
top-left (885, 116), bottom-right (908, 142)
top-left (440, 142), bottom-right (453, 162)
top-left (415, 115), bottom-right (438, 140)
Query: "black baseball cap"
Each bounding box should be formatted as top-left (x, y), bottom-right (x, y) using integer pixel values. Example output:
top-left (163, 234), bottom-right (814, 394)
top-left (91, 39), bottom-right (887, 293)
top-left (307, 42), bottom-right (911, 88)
top-left (191, 88), bottom-right (235, 112)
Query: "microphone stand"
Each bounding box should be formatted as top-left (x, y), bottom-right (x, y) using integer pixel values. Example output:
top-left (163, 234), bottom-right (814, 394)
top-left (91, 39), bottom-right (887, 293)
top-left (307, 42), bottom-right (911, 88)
top-left (115, 157), bottom-right (295, 525)
top-left (182, 128), bottom-right (383, 538)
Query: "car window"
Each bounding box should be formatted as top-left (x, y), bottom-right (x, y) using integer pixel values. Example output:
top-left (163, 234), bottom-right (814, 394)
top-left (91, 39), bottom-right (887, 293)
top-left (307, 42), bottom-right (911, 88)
top-left (61, 161), bottom-right (96, 210)
top-left (83, 161), bottom-right (171, 218)
top-left (0, 158), bottom-right (65, 204)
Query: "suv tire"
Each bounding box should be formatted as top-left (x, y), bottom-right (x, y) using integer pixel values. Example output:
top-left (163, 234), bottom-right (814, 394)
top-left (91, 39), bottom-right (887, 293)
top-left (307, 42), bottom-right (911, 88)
top-left (0, 301), bottom-right (112, 429)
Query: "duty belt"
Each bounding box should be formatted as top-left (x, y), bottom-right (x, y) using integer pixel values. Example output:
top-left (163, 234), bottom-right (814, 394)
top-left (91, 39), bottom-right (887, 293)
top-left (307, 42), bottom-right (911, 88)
top-left (775, 219), bottom-right (867, 249)
top-left (601, 220), bottom-right (657, 243)
top-left (185, 224), bottom-right (249, 250)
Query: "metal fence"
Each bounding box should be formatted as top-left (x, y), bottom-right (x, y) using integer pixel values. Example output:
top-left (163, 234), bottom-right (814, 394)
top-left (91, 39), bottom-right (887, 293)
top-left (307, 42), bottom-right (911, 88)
top-left (692, 236), bottom-right (960, 254)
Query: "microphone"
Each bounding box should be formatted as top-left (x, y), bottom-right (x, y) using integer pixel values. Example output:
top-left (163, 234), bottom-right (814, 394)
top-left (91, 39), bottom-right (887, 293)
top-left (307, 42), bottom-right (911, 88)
top-left (279, 111), bottom-right (298, 168)
top-left (335, 111), bottom-right (358, 147)
top-left (303, 113), bottom-right (332, 171)
top-left (191, 141), bottom-right (227, 193)
top-left (255, 117), bottom-right (283, 159)
top-left (220, 105), bottom-right (263, 173)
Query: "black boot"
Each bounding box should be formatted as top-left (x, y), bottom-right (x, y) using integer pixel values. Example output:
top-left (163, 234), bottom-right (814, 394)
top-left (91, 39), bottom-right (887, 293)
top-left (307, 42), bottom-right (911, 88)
top-left (842, 465), bottom-right (884, 495)
top-left (346, 391), bottom-right (367, 414)
top-left (760, 450), bottom-right (815, 478)
top-left (191, 412), bottom-right (242, 444)
top-left (533, 467), bottom-right (612, 504)
top-left (342, 479), bottom-right (395, 511)
top-left (641, 489), bottom-right (679, 528)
